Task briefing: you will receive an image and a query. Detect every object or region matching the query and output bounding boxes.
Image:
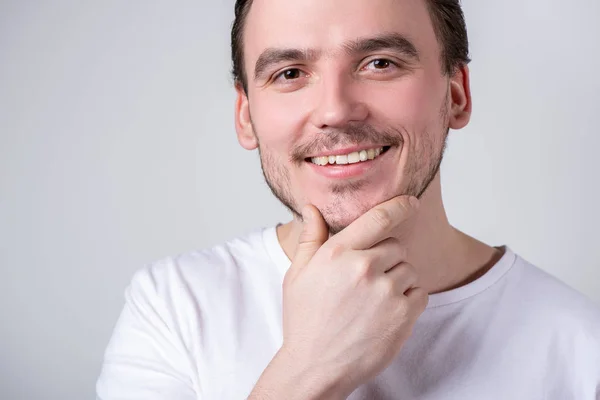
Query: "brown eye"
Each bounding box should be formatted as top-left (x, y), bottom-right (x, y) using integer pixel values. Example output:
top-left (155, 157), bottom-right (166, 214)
top-left (363, 58), bottom-right (400, 72)
top-left (271, 67), bottom-right (308, 90)
top-left (372, 59), bottom-right (390, 69)
top-left (282, 69), bottom-right (301, 79)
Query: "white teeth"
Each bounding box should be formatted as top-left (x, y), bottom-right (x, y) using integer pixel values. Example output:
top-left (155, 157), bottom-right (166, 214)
top-left (336, 155), bottom-right (349, 164)
top-left (310, 156), bottom-right (328, 166)
top-left (310, 147), bottom-right (385, 166)
top-left (347, 152), bottom-right (360, 164)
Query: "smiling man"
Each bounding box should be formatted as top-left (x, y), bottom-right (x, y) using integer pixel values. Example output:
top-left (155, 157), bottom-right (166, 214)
top-left (97, 0), bottom-right (600, 399)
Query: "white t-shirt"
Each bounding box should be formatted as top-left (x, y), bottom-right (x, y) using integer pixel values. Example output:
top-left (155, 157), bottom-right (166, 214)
top-left (96, 226), bottom-right (600, 400)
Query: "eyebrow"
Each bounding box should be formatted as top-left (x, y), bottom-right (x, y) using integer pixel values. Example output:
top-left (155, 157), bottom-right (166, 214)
top-left (254, 48), bottom-right (320, 81)
top-left (253, 33), bottom-right (420, 81)
top-left (343, 33), bottom-right (419, 61)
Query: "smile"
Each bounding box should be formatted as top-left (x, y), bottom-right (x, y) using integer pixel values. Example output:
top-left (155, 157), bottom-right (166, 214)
top-left (307, 146), bottom-right (391, 166)
top-left (304, 145), bottom-right (394, 180)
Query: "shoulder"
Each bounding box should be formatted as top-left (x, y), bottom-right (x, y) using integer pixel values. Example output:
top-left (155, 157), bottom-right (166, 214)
top-left (508, 252), bottom-right (600, 338)
top-left (114, 227), bottom-right (279, 347)
top-left (127, 227), bottom-right (275, 305)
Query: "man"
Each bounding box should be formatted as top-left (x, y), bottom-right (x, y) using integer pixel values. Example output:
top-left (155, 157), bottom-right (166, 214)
top-left (96, 0), bottom-right (600, 398)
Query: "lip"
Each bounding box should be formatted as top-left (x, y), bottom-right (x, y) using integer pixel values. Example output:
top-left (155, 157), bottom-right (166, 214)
top-left (305, 146), bottom-right (394, 180)
top-left (305, 144), bottom-right (388, 158)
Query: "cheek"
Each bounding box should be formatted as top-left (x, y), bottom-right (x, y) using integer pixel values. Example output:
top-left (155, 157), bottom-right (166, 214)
top-left (249, 91), bottom-right (309, 150)
top-left (369, 77), bottom-right (438, 131)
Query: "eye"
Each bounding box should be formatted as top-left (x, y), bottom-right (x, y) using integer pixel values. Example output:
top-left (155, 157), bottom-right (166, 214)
top-left (363, 58), bottom-right (398, 71)
top-left (274, 68), bottom-right (304, 82)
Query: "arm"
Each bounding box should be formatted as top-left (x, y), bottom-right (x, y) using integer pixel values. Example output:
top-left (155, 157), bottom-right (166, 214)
top-left (247, 197), bottom-right (426, 399)
top-left (247, 347), bottom-right (351, 400)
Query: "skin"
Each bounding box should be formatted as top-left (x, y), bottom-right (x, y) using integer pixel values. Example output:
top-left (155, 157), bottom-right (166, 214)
top-left (238, 0), bottom-right (448, 233)
top-left (235, 0), bottom-right (507, 396)
top-left (235, 0), bottom-right (503, 296)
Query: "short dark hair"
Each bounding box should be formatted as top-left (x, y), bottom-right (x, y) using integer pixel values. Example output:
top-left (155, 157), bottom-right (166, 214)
top-left (231, 0), bottom-right (471, 94)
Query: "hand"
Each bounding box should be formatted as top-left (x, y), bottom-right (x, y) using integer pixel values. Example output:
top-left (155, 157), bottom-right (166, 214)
top-left (281, 195), bottom-right (428, 395)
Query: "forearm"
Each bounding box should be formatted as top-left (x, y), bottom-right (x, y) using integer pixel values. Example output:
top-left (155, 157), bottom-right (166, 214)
top-left (248, 348), bottom-right (352, 400)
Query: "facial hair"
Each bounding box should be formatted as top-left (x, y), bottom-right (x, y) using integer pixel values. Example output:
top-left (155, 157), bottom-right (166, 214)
top-left (255, 98), bottom-right (450, 235)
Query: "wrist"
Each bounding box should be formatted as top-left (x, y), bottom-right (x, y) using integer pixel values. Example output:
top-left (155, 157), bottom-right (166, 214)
top-left (249, 346), bottom-right (353, 400)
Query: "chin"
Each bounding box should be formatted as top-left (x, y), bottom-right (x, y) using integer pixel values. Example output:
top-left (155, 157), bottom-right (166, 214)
top-left (317, 197), bottom-right (381, 235)
top-left (300, 179), bottom-right (403, 232)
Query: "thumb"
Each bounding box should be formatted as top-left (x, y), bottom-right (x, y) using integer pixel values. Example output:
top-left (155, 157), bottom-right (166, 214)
top-left (292, 204), bottom-right (329, 269)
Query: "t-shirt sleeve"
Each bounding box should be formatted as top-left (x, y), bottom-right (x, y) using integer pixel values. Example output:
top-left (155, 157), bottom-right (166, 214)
top-left (96, 268), bottom-right (198, 400)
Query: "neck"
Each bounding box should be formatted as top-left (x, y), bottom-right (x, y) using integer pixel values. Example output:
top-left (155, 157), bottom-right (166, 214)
top-left (276, 172), bottom-right (504, 294)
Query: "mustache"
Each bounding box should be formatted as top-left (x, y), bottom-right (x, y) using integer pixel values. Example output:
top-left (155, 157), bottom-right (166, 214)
top-left (290, 123), bottom-right (404, 164)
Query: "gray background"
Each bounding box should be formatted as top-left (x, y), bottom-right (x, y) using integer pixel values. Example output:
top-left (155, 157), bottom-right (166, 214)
top-left (1, 1), bottom-right (599, 399)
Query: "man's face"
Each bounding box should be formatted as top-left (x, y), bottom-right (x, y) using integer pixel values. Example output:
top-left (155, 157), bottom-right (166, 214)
top-left (236, 0), bottom-right (465, 234)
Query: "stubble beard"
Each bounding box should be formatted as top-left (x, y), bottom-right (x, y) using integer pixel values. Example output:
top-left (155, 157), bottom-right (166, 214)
top-left (255, 101), bottom-right (450, 235)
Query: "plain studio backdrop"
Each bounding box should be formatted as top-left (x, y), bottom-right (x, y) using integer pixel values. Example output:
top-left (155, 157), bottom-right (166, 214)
top-left (1, 1), bottom-right (599, 399)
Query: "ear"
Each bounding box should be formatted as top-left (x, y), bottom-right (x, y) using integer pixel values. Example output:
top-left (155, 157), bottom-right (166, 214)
top-left (448, 64), bottom-right (472, 130)
top-left (235, 83), bottom-right (258, 150)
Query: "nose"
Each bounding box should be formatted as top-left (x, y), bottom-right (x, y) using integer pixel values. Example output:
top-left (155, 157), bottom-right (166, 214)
top-left (309, 73), bottom-right (368, 130)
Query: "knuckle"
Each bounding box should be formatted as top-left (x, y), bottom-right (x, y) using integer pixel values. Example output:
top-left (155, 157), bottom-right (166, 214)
top-left (353, 257), bottom-right (374, 282)
top-left (390, 197), bottom-right (410, 216)
top-left (371, 207), bottom-right (393, 229)
top-left (297, 228), bottom-right (314, 245)
top-left (378, 278), bottom-right (396, 297)
top-left (396, 196), bottom-right (413, 212)
top-left (324, 243), bottom-right (345, 261)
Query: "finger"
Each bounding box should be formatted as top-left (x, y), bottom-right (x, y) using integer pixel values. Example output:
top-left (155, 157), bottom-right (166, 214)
top-left (290, 205), bottom-right (329, 273)
top-left (405, 286), bottom-right (429, 316)
top-left (384, 262), bottom-right (419, 295)
top-left (357, 238), bottom-right (408, 274)
top-left (332, 195), bottom-right (419, 250)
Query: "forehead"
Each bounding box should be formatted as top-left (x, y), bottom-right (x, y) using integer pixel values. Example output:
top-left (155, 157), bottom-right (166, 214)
top-left (243, 0), bottom-right (438, 61)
